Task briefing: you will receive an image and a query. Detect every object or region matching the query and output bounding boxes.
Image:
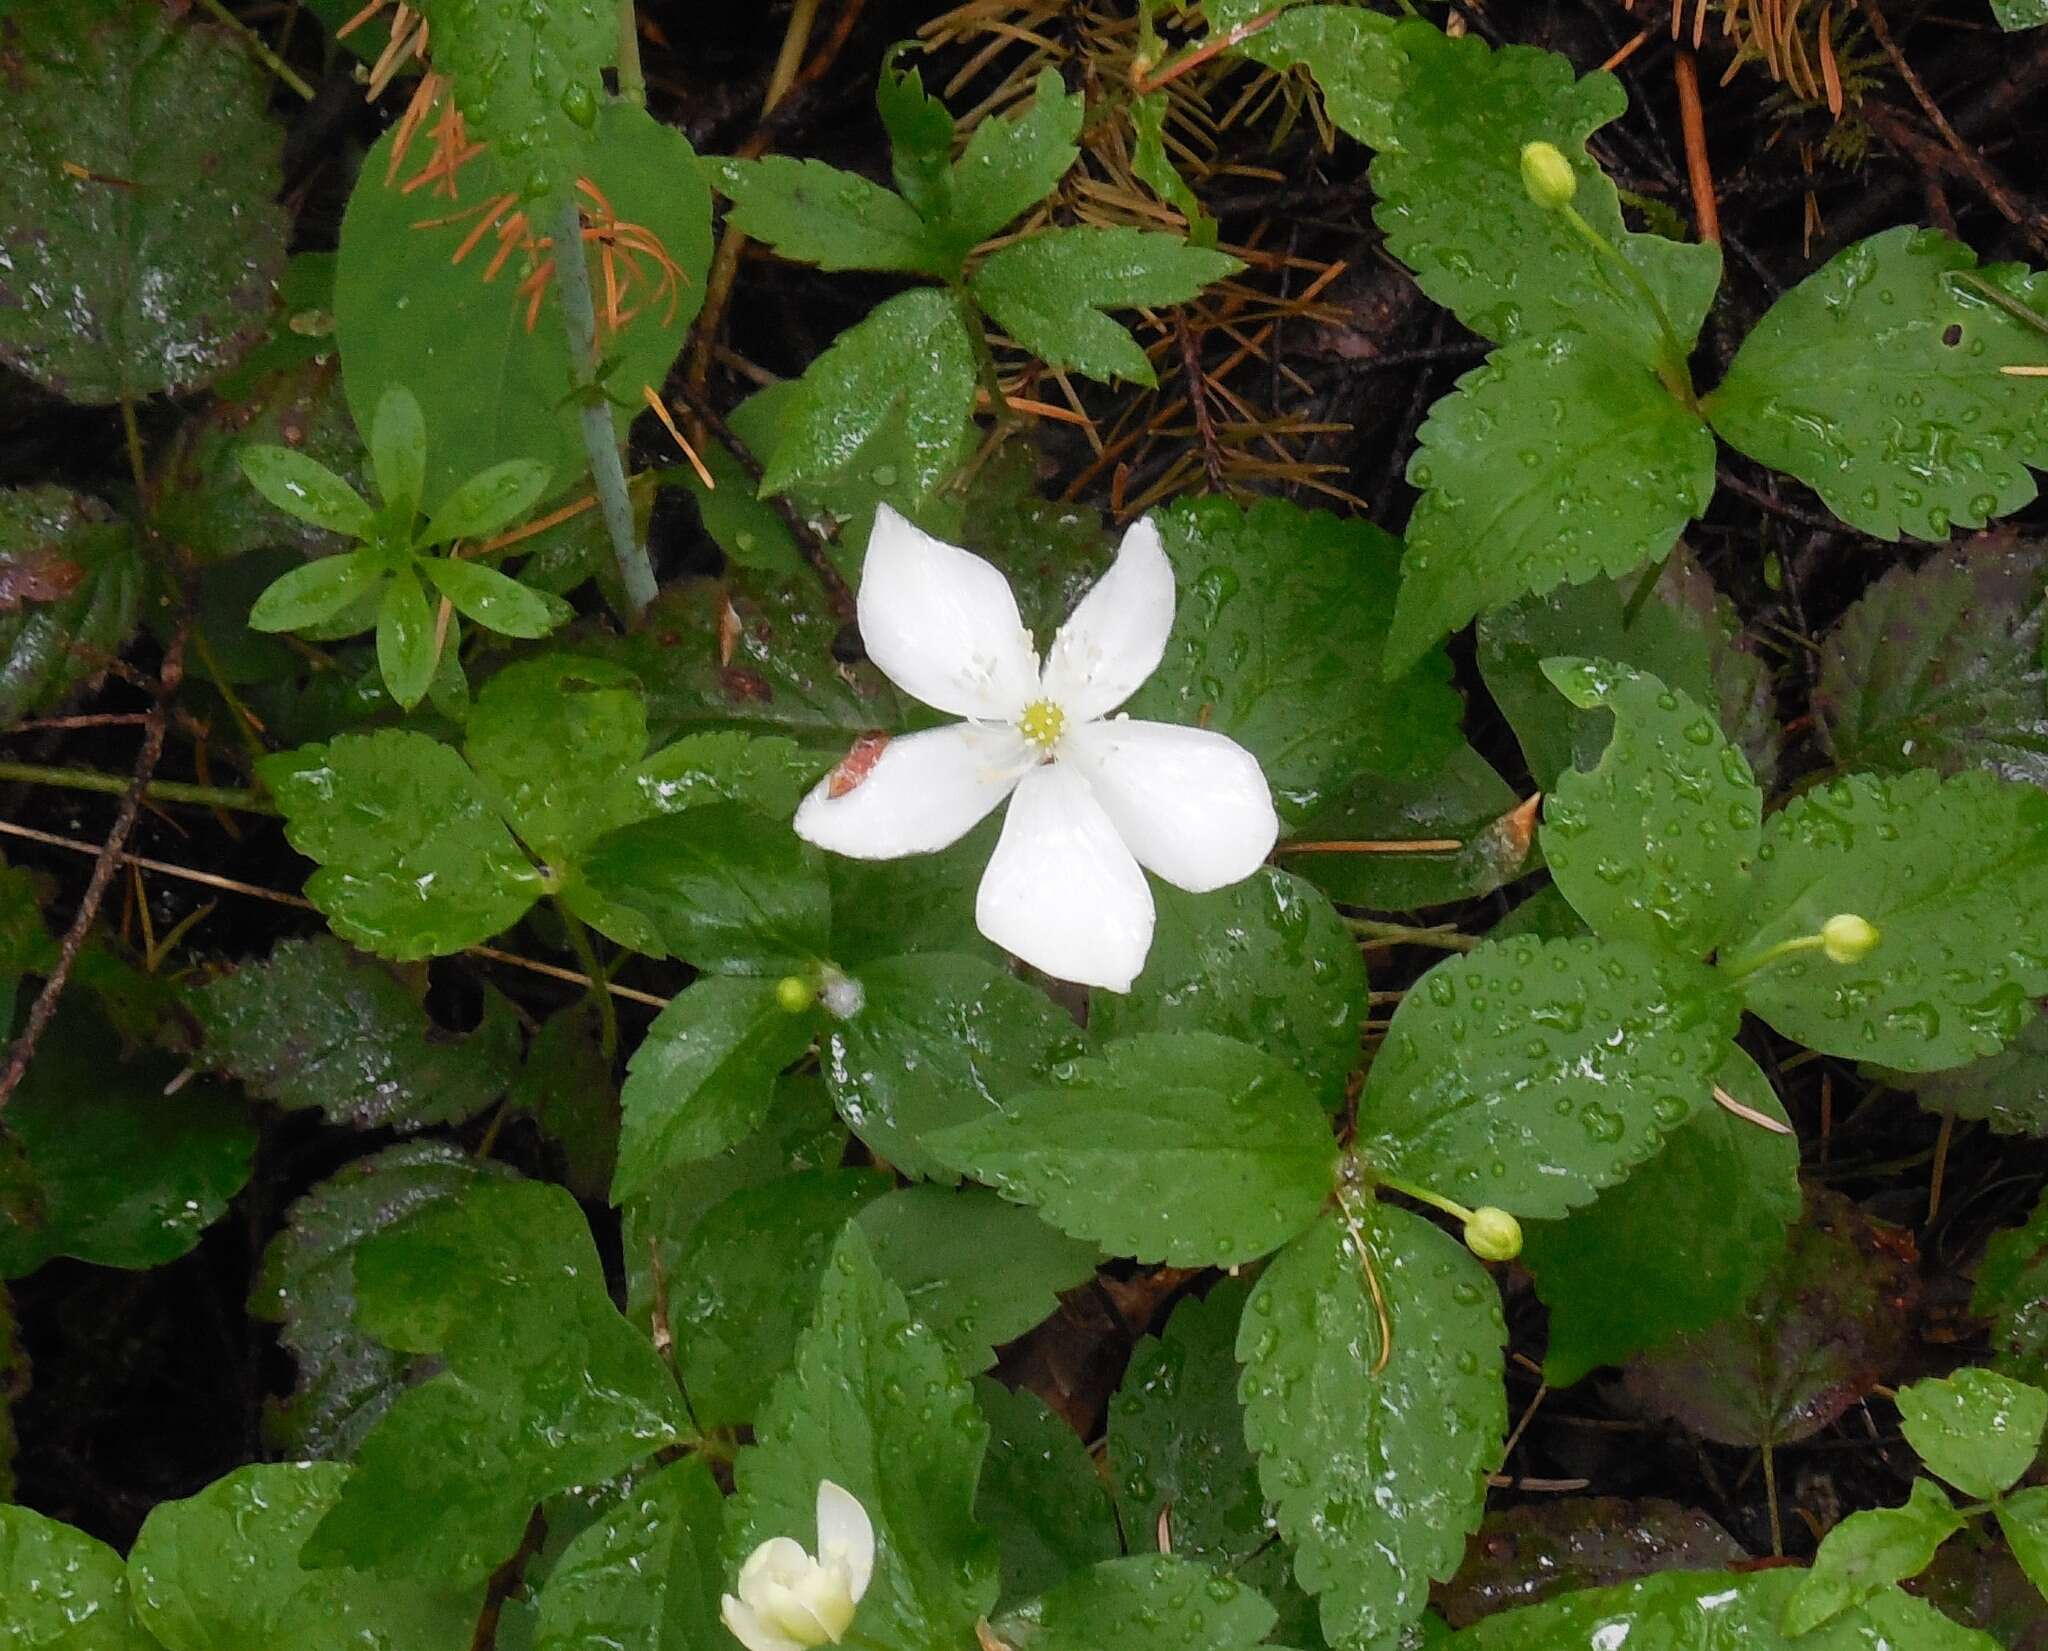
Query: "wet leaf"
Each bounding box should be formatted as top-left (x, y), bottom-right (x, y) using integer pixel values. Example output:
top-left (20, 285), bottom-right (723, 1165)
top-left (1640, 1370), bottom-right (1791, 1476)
top-left (942, 68), bottom-right (1084, 253)
top-left (1974, 1186), bottom-right (2048, 1388)
top-left (1239, 1205), bottom-right (1506, 1650)
top-left (0, 1504), bottom-right (153, 1650)
top-left (1387, 334), bottom-right (1717, 672)
top-left (975, 1378), bottom-right (1119, 1605)
top-left (531, 1457), bottom-right (725, 1651)
top-left (193, 934), bottom-right (519, 1130)
top-left (933, 1032), bottom-right (1337, 1267)
top-left (707, 156), bottom-right (944, 275)
top-left (990, 1555), bottom-right (1277, 1651)
top-left (877, 50), bottom-right (955, 224)
top-left (0, 0), bottom-right (287, 402)
top-left (245, 551), bottom-right (381, 633)
top-left (1882, 1004), bottom-right (2048, 1135)
top-left (1995, 1486), bottom-right (2048, 1601)
top-left (659, 438), bottom-right (805, 577)
top-left (237, 446), bottom-right (374, 539)
top-left (1235, 3), bottom-right (1406, 150)
top-left (464, 654), bottom-right (652, 859)
top-left (1782, 1479), bottom-right (1964, 1635)
top-left (129, 1461), bottom-right (482, 1649)
top-left (0, 487), bottom-right (142, 727)
top-left (1094, 868), bottom-right (1366, 1111)
top-left (422, 553), bottom-right (570, 639)
top-left (511, 1005), bottom-right (618, 1202)
top-left (1818, 542), bottom-right (2048, 784)
top-left (826, 822), bottom-right (998, 965)
top-left (1706, 227), bottom-right (2048, 541)
top-left (1897, 1367), bottom-right (2048, 1499)
top-left (1126, 496), bottom-right (1462, 822)
top-left (1358, 935), bottom-right (1737, 1221)
top-left (413, 0), bottom-right (610, 181)
top-left (730, 1226), bottom-right (999, 1647)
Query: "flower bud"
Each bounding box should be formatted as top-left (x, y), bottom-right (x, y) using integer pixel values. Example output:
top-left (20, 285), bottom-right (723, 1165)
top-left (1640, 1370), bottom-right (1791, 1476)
top-left (775, 975), bottom-right (818, 1014)
top-left (1820, 913), bottom-right (1880, 965)
top-left (1463, 1206), bottom-right (1523, 1262)
top-left (1520, 141), bottom-right (1578, 210)
top-left (722, 1482), bottom-right (874, 1651)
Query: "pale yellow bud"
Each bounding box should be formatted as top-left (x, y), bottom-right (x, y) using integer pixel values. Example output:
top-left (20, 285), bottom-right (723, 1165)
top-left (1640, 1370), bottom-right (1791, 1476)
top-left (1520, 141), bottom-right (1578, 210)
top-left (1820, 913), bottom-right (1880, 965)
top-left (1464, 1206), bottom-right (1523, 1262)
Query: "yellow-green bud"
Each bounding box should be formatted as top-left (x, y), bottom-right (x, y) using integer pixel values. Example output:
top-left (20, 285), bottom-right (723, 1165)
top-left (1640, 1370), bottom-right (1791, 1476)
top-left (1463, 1206), bottom-right (1523, 1262)
top-left (1519, 141), bottom-right (1578, 210)
top-left (1820, 913), bottom-right (1880, 965)
top-left (774, 975), bottom-right (818, 1013)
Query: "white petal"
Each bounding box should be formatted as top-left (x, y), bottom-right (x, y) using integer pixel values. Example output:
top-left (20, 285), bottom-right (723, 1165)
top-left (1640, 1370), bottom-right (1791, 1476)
top-left (815, 1481), bottom-right (875, 1602)
top-left (858, 505), bottom-right (1038, 719)
top-left (1063, 719), bottom-right (1277, 893)
top-left (1037, 515), bottom-right (1175, 722)
top-left (739, 1538), bottom-right (813, 1592)
top-left (753, 1580), bottom-right (837, 1645)
top-left (794, 725), bottom-right (1030, 860)
top-left (975, 763), bottom-right (1155, 992)
top-left (722, 1595), bottom-right (805, 1651)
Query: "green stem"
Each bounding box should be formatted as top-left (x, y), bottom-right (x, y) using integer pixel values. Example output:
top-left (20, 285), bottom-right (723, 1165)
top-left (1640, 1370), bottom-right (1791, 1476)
top-left (1557, 202), bottom-right (1696, 407)
top-left (956, 286), bottom-right (1016, 425)
top-left (192, 0), bottom-right (316, 99)
top-left (1720, 931), bottom-right (1826, 982)
top-left (556, 899), bottom-right (619, 1063)
top-left (1344, 917), bottom-right (1480, 952)
top-left (1619, 547), bottom-right (1671, 630)
top-left (1378, 1174), bottom-right (1478, 1226)
top-left (0, 761), bottom-right (274, 815)
top-left (614, 0), bottom-right (646, 108)
top-left (549, 191), bottom-right (658, 620)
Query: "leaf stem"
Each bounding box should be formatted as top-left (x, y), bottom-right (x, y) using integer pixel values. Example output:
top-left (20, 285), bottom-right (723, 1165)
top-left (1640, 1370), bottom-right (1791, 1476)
top-left (1557, 201), bottom-right (1697, 407)
top-left (1344, 917), bottom-right (1480, 952)
top-left (1377, 1174), bottom-right (1479, 1226)
top-left (0, 760), bottom-right (274, 815)
top-left (614, 0), bottom-right (646, 108)
top-left (555, 899), bottom-right (619, 1062)
top-left (1719, 931), bottom-right (1826, 981)
top-left (192, 0), bottom-right (316, 100)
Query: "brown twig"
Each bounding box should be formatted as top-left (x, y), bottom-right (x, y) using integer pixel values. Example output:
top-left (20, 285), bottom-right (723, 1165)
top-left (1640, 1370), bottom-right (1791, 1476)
top-left (1175, 314), bottom-right (1228, 489)
top-left (1674, 51), bottom-right (1721, 243)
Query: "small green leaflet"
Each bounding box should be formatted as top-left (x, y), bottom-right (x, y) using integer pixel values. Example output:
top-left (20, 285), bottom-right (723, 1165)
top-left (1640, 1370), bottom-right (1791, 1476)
top-left (1895, 1367), bottom-right (2048, 1500)
top-left (975, 1380), bottom-right (1120, 1605)
top-left (707, 156), bottom-right (944, 275)
top-left (942, 68), bottom-right (1084, 251)
top-left (876, 50), bottom-right (954, 224)
top-left (531, 1457), bottom-right (727, 1651)
top-left (1972, 1186), bottom-right (2048, 1387)
top-left (0, 1504), bottom-right (154, 1650)
top-left (1705, 227), bottom-right (2048, 541)
top-left (989, 1556), bottom-right (1278, 1651)
top-left (0, 487), bottom-right (143, 728)
top-left (1995, 0), bottom-right (2048, 26)
top-left (1996, 1485), bottom-right (2048, 1600)
top-left (1233, 3), bottom-right (1407, 151)
top-left (1780, 1479), bottom-right (1964, 1635)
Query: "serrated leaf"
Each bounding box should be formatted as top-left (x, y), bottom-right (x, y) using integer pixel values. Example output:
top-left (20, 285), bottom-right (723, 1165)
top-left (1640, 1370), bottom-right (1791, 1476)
top-left (1358, 935), bottom-right (1736, 1221)
top-left (820, 950), bottom-right (1085, 1181)
top-left (512, 1006), bottom-right (618, 1201)
top-left (1387, 333), bottom-right (1717, 671)
top-left (1707, 228), bottom-right (2048, 540)
top-left (933, 1032), bottom-right (1337, 1266)
top-left (1818, 543), bottom-right (2048, 783)
top-left (1538, 659), bottom-right (1761, 959)
top-left (193, 935), bottom-right (518, 1130)
top-left (128, 1461), bottom-right (482, 1649)
top-left (1897, 1367), bottom-right (2048, 1499)
top-left (260, 730), bottom-right (546, 960)
top-left (0, 1505), bottom-right (153, 1649)
top-left (970, 227), bottom-right (1239, 386)
top-left (1236, 3), bottom-right (1406, 150)
top-left (730, 1226), bottom-right (999, 1647)
top-left (1239, 1205), bottom-right (1506, 1649)
top-left (758, 288), bottom-right (976, 504)
top-left (708, 156), bottom-right (944, 275)
top-left (1973, 1187), bottom-right (2048, 1387)
top-left (1782, 1479), bottom-right (1965, 1635)
top-left (992, 1555), bottom-right (1278, 1651)
top-left (1130, 92), bottom-right (1215, 246)
top-left (532, 1457), bottom-right (725, 1651)
top-left (1996, 0), bottom-right (2048, 26)
top-left (1372, 24), bottom-right (1721, 372)
top-left (0, 486), bottom-right (143, 726)
top-left (1523, 1045), bottom-right (1799, 1386)
top-left (943, 68), bottom-right (1084, 250)
top-left (465, 654), bottom-right (651, 859)
top-left (0, 0), bottom-right (288, 402)
top-left (975, 1379), bottom-right (1120, 1605)
top-left (1994, 1484), bottom-right (2048, 1600)
top-left (1124, 496), bottom-right (1462, 821)
top-left (1726, 769), bottom-right (2048, 1069)
top-left (877, 50), bottom-right (955, 222)
top-left (1883, 1004), bottom-right (2048, 1135)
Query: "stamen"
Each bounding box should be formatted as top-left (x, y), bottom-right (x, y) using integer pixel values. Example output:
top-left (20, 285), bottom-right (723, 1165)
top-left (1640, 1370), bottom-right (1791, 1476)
top-left (1017, 699), bottom-right (1067, 752)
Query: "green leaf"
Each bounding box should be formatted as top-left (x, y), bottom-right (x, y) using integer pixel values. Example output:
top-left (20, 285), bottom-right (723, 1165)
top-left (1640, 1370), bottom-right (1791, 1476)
top-left (1523, 1045), bottom-right (1799, 1386)
top-left (969, 227), bottom-right (1240, 386)
top-left (1445, 1567), bottom-right (2000, 1651)
top-left (1974, 1187), bottom-right (2048, 1387)
top-left (1387, 333), bottom-right (1717, 672)
top-left (1882, 1005), bottom-right (2048, 1136)
top-left (934, 1033), bottom-right (1336, 1266)
top-left (1994, 1485), bottom-right (2048, 1600)
top-left (819, 951), bottom-right (1086, 1182)
top-left (1372, 24), bottom-right (1721, 373)
top-left (707, 156), bottom-right (944, 275)
top-left (247, 551), bottom-right (383, 633)
top-left (1125, 496), bottom-right (1463, 822)
top-left (877, 50), bottom-right (956, 223)
top-left (1996, 0), bottom-right (2048, 26)
top-left (0, 1005), bottom-right (254, 1279)
top-left (613, 976), bottom-right (820, 1203)
top-left (758, 288), bottom-right (977, 505)
top-left (730, 1226), bottom-right (999, 1647)
top-left (0, 1505), bottom-right (153, 1650)
top-left (1897, 1367), bottom-right (2048, 1499)
top-left (260, 730), bottom-right (546, 960)
top-left (1538, 658), bottom-right (1761, 958)
top-left (376, 564), bottom-right (437, 709)
top-left (1235, 3), bottom-right (1406, 150)
top-left (1706, 227), bottom-right (2048, 541)
top-left (991, 1556), bottom-right (1278, 1651)
top-left (236, 447), bottom-right (376, 538)
top-left (532, 1457), bottom-right (726, 1651)
top-left (1782, 1479), bottom-right (1965, 1635)
top-left (370, 383), bottom-right (428, 520)
top-left (659, 437), bottom-right (805, 575)
top-left (408, 0), bottom-right (609, 181)
top-left (0, 0), bottom-right (288, 402)
top-left (574, 803), bottom-right (830, 971)
top-left (128, 1461), bottom-right (482, 1649)
top-left (1818, 544), bottom-right (2048, 785)
top-left (464, 654), bottom-right (651, 859)
top-left (0, 487), bottom-right (144, 725)
top-left (1094, 867), bottom-right (1365, 1110)
top-left (420, 459), bottom-right (554, 547)
top-left (858, 1186), bottom-right (1098, 1371)
top-left (422, 554), bottom-right (571, 639)
top-left (1726, 769), bottom-right (2048, 1069)
top-left (630, 730), bottom-right (820, 822)
top-left (668, 1168), bottom-right (890, 1428)
top-left (1358, 935), bottom-right (1736, 1221)
top-left (1240, 1206), bottom-right (1506, 1649)
top-left (511, 1005), bottom-right (617, 1201)
top-left (1130, 92), bottom-right (1215, 247)
top-left (943, 68), bottom-right (1084, 250)
top-left (193, 934), bottom-right (519, 1129)
top-left (975, 1379), bottom-right (1120, 1605)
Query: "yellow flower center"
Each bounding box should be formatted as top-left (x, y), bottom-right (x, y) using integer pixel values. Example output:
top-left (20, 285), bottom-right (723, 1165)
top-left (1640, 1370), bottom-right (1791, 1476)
top-left (1017, 698), bottom-right (1066, 751)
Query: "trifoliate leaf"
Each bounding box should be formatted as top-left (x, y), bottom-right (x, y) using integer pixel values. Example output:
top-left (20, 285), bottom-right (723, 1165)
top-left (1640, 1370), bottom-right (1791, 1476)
top-left (942, 68), bottom-right (1084, 251)
top-left (1782, 1479), bottom-right (1965, 1635)
top-left (1235, 3), bottom-right (1406, 150)
top-left (969, 227), bottom-right (1240, 386)
top-left (1387, 333), bottom-right (1717, 671)
top-left (975, 1379), bottom-right (1120, 1605)
top-left (990, 1556), bottom-right (1278, 1651)
top-left (1538, 659), bottom-right (1761, 959)
top-left (531, 1458), bottom-right (726, 1651)
top-left (1726, 769), bottom-right (2048, 1069)
top-left (730, 1226), bottom-right (1000, 1648)
top-left (1706, 227), bottom-right (2048, 541)
top-left (0, 1505), bottom-right (153, 1650)
top-left (1358, 935), bottom-right (1736, 1221)
top-left (1239, 1206), bottom-right (1506, 1649)
top-left (1897, 1367), bottom-right (2048, 1499)
top-left (0, 487), bottom-right (143, 727)
top-left (932, 1032), bottom-right (1337, 1267)
top-left (707, 157), bottom-right (944, 275)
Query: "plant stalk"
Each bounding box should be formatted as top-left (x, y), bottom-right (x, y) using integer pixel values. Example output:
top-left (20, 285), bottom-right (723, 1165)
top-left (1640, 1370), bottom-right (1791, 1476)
top-left (0, 760), bottom-right (274, 815)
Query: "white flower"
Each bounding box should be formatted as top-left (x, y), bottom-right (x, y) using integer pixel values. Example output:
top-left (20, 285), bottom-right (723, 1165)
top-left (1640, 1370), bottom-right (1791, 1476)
top-left (722, 1481), bottom-right (876, 1651)
top-left (795, 505), bottom-right (1278, 992)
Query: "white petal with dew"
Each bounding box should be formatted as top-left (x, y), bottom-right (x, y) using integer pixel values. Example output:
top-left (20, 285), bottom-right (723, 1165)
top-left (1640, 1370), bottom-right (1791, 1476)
top-left (857, 505), bottom-right (1038, 719)
top-left (721, 1595), bottom-right (806, 1651)
top-left (815, 1480), bottom-right (875, 1602)
top-left (1037, 515), bottom-right (1176, 722)
top-left (1063, 719), bottom-right (1278, 892)
top-left (976, 762), bottom-right (1155, 992)
top-left (793, 724), bottom-right (1031, 860)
